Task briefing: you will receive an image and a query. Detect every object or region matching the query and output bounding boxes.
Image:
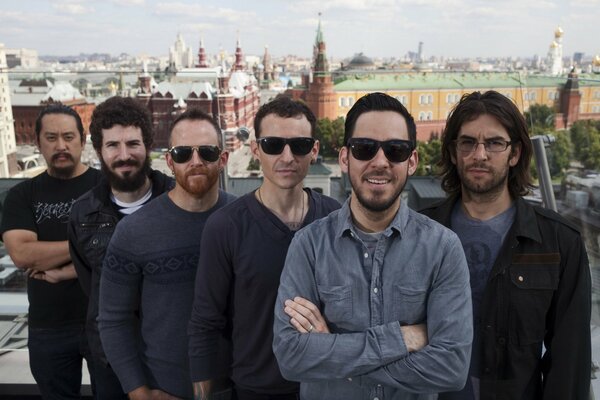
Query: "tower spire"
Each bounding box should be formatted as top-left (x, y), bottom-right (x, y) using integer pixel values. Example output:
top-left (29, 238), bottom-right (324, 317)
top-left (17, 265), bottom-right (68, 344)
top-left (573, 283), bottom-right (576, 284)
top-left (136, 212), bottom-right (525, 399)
top-left (233, 30), bottom-right (244, 71)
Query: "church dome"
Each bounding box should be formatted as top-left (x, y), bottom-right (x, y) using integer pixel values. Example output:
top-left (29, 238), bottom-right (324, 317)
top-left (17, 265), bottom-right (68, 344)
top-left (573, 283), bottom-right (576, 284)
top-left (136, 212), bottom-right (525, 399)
top-left (346, 53), bottom-right (375, 70)
top-left (550, 40), bottom-right (559, 49)
top-left (593, 55), bottom-right (600, 67)
top-left (554, 26), bottom-right (564, 38)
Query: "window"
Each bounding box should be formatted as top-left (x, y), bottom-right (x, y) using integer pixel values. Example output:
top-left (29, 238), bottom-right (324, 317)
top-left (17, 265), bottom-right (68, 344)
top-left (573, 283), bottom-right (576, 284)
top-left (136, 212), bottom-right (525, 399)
top-left (418, 111), bottom-right (426, 121)
top-left (339, 97), bottom-right (347, 107)
top-left (348, 97), bottom-right (354, 106)
top-left (395, 95), bottom-right (407, 105)
top-left (427, 111), bottom-right (433, 121)
top-left (504, 92), bottom-right (512, 99)
top-left (419, 94), bottom-right (433, 105)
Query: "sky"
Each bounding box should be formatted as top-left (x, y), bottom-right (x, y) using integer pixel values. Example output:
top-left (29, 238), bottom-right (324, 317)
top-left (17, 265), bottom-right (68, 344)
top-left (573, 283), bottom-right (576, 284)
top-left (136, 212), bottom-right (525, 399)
top-left (0, 0), bottom-right (599, 60)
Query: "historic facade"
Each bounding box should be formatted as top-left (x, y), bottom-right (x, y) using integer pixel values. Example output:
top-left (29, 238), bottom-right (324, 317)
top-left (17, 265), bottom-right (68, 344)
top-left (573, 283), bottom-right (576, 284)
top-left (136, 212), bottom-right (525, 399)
top-left (0, 43), bottom-right (17, 177)
top-left (137, 38), bottom-right (260, 150)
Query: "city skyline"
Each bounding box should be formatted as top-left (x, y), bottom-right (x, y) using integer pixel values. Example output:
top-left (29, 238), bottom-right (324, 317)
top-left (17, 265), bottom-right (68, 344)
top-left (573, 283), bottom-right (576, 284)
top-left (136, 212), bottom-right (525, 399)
top-left (1, 0), bottom-right (599, 60)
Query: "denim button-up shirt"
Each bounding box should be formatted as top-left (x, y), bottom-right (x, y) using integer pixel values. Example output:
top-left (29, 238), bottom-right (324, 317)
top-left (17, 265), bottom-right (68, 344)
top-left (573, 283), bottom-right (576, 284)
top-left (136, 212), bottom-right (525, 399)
top-left (273, 199), bottom-right (473, 400)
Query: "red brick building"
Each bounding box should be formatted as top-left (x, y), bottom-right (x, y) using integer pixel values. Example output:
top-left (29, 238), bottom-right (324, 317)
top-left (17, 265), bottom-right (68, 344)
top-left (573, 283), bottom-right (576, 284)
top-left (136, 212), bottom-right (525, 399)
top-left (11, 80), bottom-right (94, 145)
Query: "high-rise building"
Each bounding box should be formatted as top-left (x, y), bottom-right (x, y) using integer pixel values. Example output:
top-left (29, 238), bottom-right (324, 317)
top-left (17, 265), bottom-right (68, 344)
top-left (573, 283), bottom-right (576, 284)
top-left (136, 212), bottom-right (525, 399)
top-left (169, 33), bottom-right (193, 71)
top-left (0, 43), bottom-right (17, 177)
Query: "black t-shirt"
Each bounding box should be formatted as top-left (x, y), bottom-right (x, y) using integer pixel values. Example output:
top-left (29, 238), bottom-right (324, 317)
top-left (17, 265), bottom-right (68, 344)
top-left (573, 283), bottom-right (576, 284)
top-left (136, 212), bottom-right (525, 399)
top-left (0, 168), bottom-right (101, 328)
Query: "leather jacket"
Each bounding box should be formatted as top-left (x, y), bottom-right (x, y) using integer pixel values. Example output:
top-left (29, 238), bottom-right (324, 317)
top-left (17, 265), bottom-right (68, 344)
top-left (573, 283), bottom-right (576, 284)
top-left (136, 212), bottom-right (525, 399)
top-left (68, 169), bottom-right (174, 364)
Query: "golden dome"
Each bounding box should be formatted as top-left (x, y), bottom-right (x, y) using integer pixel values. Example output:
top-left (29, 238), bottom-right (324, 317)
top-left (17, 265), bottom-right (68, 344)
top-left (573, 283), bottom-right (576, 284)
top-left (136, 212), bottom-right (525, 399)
top-left (555, 26), bottom-right (564, 38)
top-left (593, 55), bottom-right (600, 67)
top-left (550, 41), bottom-right (558, 49)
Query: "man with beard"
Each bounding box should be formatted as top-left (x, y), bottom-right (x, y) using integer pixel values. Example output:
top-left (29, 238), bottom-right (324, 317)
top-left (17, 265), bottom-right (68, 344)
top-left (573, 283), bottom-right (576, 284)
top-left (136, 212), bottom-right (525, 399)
top-left (272, 92), bottom-right (472, 400)
top-left (420, 91), bottom-right (591, 400)
top-left (99, 108), bottom-right (235, 400)
top-left (1, 103), bottom-right (100, 398)
top-left (188, 96), bottom-right (340, 400)
top-left (68, 96), bottom-right (174, 399)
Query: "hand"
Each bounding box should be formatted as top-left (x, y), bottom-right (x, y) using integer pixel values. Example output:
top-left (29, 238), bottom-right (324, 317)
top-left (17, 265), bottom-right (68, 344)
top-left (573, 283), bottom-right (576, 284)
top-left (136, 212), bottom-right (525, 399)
top-left (400, 323), bottom-right (428, 352)
top-left (284, 296), bottom-right (330, 334)
top-left (28, 264), bottom-right (76, 283)
top-left (129, 386), bottom-right (181, 400)
top-left (193, 380), bottom-right (211, 400)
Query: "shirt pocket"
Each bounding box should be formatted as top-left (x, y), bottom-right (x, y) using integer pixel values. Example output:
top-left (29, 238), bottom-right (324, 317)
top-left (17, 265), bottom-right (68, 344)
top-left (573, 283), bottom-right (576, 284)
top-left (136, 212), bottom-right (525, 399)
top-left (508, 261), bottom-right (559, 345)
top-left (318, 285), bottom-right (353, 323)
top-left (392, 285), bottom-right (428, 325)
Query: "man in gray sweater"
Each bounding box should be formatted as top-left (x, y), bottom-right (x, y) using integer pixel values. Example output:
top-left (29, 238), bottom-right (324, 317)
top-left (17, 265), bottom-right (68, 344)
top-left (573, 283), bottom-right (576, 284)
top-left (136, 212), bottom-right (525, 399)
top-left (98, 109), bottom-right (235, 399)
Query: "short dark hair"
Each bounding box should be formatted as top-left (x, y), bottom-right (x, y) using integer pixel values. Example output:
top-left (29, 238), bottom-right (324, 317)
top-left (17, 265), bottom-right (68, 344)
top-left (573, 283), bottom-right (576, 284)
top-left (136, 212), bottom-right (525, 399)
top-left (344, 92), bottom-right (417, 146)
top-left (439, 90), bottom-right (533, 198)
top-left (89, 96), bottom-right (154, 152)
top-left (35, 103), bottom-right (84, 142)
top-left (253, 95), bottom-right (316, 138)
top-left (170, 108), bottom-right (222, 147)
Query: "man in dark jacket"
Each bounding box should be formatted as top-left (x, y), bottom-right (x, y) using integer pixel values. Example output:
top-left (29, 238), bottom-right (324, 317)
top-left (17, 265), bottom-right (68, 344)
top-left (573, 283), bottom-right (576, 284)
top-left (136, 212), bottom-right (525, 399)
top-left (68, 96), bottom-right (173, 399)
top-left (421, 90), bottom-right (591, 400)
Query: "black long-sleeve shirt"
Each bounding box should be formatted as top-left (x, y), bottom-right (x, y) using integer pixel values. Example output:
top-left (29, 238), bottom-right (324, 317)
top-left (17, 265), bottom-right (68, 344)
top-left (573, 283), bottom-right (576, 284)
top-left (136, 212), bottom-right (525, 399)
top-left (188, 189), bottom-right (340, 394)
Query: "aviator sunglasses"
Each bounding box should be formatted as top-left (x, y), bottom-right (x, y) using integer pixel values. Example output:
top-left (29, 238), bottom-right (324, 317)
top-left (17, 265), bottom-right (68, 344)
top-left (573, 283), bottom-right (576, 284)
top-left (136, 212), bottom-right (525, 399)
top-left (257, 137), bottom-right (316, 156)
top-left (347, 138), bottom-right (414, 163)
top-left (167, 145), bottom-right (221, 163)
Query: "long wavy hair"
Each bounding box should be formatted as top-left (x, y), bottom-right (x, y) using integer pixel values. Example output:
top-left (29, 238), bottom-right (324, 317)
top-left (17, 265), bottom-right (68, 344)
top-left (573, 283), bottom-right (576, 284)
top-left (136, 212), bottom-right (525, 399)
top-left (439, 90), bottom-right (533, 198)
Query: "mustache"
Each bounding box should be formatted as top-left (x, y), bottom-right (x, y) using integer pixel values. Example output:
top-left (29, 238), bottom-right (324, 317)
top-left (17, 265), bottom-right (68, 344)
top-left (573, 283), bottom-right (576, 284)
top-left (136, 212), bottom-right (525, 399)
top-left (52, 152), bottom-right (74, 162)
top-left (111, 159), bottom-right (141, 169)
top-left (184, 167), bottom-right (208, 177)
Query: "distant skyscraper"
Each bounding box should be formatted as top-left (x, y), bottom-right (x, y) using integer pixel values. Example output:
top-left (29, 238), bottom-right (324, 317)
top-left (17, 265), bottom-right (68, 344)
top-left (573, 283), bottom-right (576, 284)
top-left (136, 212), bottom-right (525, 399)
top-left (169, 33), bottom-right (193, 71)
top-left (547, 26), bottom-right (564, 76)
top-left (418, 41), bottom-right (424, 63)
top-left (0, 43), bottom-right (17, 177)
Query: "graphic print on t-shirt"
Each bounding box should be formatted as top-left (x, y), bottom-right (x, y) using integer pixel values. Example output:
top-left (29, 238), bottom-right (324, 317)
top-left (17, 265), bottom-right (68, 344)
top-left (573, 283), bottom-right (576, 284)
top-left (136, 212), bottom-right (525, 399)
top-left (34, 199), bottom-right (76, 224)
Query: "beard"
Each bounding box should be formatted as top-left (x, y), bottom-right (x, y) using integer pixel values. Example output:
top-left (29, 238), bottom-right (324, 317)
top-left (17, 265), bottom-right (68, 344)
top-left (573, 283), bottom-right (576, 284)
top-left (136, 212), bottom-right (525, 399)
top-left (101, 155), bottom-right (152, 192)
top-left (349, 166), bottom-right (407, 213)
top-left (175, 165), bottom-right (220, 197)
top-left (458, 161), bottom-right (510, 197)
top-left (49, 152), bottom-right (76, 179)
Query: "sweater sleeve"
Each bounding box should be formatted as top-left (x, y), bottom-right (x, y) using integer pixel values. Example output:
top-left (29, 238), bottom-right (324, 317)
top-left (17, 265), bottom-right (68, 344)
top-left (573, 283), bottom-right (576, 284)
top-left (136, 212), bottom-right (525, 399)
top-left (188, 211), bottom-right (233, 382)
top-left (98, 227), bottom-right (146, 393)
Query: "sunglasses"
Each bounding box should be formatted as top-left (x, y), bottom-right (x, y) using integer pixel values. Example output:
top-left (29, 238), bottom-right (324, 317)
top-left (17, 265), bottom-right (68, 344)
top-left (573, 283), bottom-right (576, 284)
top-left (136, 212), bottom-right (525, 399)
top-left (257, 137), bottom-right (315, 156)
top-left (347, 138), bottom-right (414, 163)
top-left (167, 145), bottom-right (221, 164)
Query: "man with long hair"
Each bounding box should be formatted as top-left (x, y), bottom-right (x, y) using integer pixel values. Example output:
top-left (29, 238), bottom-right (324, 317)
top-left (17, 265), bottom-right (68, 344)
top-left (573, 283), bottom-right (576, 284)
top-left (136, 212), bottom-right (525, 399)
top-left (421, 90), bottom-right (591, 399)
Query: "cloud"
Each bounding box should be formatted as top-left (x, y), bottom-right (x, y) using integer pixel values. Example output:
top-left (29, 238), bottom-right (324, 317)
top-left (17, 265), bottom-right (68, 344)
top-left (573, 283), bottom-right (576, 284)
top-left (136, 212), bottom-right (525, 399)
top-left (52, 2), bottom-right (94, 15)
top-left (569, 0), bottom-right (599, 6)
top-left (154, 2), bottom-right (256, 23)
top-left (108, 0), bottom-right (145, 4)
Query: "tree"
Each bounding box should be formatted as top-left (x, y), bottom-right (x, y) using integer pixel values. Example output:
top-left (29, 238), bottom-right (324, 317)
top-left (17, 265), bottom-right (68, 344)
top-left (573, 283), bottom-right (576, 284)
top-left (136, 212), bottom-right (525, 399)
top-left (247, 158), bottom-right (260, 171)
top-left (316, 117), bottom-right (345, 159)
top-left (414, 139), bottom-right (442, 176)
top-left (524, 104), bottom-right (555, 130)
top-left (570, 120), bottom-right (600, 170)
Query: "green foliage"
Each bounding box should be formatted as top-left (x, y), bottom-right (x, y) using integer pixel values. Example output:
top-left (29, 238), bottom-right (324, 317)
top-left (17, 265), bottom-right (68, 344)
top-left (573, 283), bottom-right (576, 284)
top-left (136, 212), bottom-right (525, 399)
top-left (414, 139), bottom-right (442, 176)
top-left (524, 104), bottom-right (555, 129)
top-left (247, 158), bottom-right (260, 171)
top-left (570, 120), bottom-right (600, 170)
top-left (316, 117), bottom-right (345, 159)
top-left (546, 131), bottom-right (571, 177)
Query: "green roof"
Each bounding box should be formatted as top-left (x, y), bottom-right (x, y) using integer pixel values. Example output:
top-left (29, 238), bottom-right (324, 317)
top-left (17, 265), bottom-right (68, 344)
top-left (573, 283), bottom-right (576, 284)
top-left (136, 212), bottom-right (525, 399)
top-left (332, 72), bottom-right (600, 91)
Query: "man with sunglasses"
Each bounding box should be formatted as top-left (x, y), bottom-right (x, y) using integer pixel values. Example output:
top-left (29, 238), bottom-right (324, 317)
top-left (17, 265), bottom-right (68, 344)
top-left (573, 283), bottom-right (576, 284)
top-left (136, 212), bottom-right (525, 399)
top-left (68, 96), bottom-right (174, 399)
top-left (421, 91), bottom-right (591, 400)
top-left (273, 92), bottom-right (473, 399)
top-left (188, 96), bottom-right (340, 400)
top-left (98, 108), bottom-right (235, 400)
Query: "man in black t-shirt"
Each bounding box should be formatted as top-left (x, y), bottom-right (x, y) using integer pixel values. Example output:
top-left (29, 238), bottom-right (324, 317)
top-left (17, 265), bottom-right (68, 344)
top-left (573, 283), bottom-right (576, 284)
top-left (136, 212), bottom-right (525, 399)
top-left (0, 103), bottom-right (101, 399)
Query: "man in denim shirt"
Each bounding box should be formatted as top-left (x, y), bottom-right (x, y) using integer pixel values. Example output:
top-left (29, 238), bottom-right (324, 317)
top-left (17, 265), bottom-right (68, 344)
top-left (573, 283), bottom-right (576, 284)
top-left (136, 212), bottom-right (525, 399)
top-left (273, 92), bottom-right (473, 400)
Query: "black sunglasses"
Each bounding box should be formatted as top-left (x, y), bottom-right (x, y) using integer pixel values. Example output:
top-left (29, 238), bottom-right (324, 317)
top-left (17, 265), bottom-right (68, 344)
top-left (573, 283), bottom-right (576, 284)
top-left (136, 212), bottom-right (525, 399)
top-left (257, 137), bottom-right (315, 156)
top-left (167, 145), bottom-right (221, 164)
top-left (347, 138), bottom-right (414, 163)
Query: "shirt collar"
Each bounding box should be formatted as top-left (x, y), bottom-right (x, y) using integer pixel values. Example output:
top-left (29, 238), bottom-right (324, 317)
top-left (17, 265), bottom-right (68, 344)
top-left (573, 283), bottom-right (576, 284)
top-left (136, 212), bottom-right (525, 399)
top-left (335, 197), bottom-right (408, 238)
